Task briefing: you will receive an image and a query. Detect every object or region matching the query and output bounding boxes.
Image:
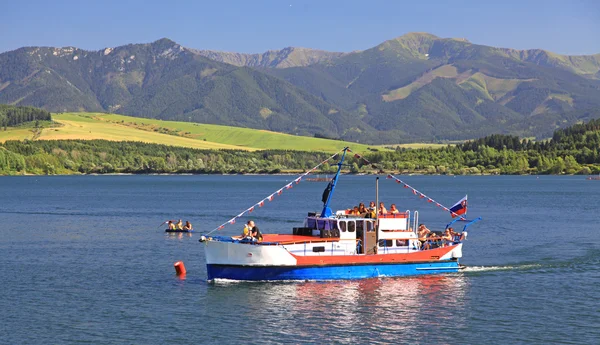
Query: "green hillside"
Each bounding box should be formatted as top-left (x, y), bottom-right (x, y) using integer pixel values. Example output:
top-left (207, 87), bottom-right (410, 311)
top-left (0, 112), bottom-right (378, 153)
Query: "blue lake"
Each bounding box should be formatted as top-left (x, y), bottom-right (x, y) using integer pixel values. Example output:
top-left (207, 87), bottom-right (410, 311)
top-left (1, 175), bottom-right (599, 344)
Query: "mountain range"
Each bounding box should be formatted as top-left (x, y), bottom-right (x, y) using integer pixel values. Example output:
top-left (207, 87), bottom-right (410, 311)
top-left (1, 33), bottom-right (600, 143)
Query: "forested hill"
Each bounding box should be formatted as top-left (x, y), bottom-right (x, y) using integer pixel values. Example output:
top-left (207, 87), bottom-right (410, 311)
top-left (1, 34), bottom-right (600, 143)
top-left (0, 105), bottom-right (51, 128)
top-left (1, 119), bottom-right (599, 176)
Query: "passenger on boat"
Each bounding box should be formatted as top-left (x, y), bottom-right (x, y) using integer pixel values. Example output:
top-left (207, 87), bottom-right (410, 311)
top-left (357, 203), bottom-right (368, 217)
top-left (418, 224), bottom-right (432, 249)
top-left (251, 223), bottom-right (263, 241)
top-left (448, 227), bottom-right (465, 242)
top-left (241, 221), bottom-right (253, 239)
top-left (176, 219), bottom-right (183, 230)
top-left (349, 206), bottom-right (361, 216)
top-left (184, 221), bottom-right (193, 231)
top-left (167, 220), bottom-right (176, 230)
top-left (389, 204), bottom-right (400, 214)
top-left (367, 201), bottom-right (376, 218)
top-left (441, 229), bottom-right (454, 246)
top-left (378, 202), bottom-right (388, 215)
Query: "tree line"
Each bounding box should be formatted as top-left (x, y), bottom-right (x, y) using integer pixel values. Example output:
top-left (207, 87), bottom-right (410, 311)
top-left (0, 105), bottom-right (52, 129)
top-left (0, 119), bottom-right (599, 176)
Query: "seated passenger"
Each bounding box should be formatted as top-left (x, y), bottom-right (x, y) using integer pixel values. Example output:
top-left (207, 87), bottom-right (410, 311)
top-left (167, 220), bottom-right (176, 230)
top-left (378, 202), bottom-right (388, 215)
top-left (367, 201), bottom-right (376, 218)
top-left (357, 203), bottom-right (368, 217)
top-left (348, 206), bottom-right (360, 215)
top-left (368, 201), bottom-right (376, 211)
top-left (448, 227), bottom-right (459, 241)
top-left (251, 223), bottom-right (263, 241)
top-left (184, 221), bottom-right (193, 231)
top-left (176, 219), bottom-right (183, 230)
top-left (389, 204), bottom-right (400, 214)
top-left (441, 229), bottom-right (454, 246)
top-left (241, 221), bottom-right (254, 240)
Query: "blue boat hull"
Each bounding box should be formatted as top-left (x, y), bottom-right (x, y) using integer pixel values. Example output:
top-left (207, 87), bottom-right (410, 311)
top-left (207, 260), bottom-right (461, 281)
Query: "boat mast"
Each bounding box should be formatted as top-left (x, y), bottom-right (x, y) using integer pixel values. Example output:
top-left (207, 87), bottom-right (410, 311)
top-left (375, 176), bottom-right (379, 251)
top-left (320, 147), bottom-right (349, 217)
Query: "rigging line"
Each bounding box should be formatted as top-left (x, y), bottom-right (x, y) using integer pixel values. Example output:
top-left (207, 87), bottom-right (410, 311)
top-left (386, 173), bottom-right (466, 220)
top-left (351, 152), bottom-right (466, 220)
top-left (204, 147), bottom-right (347, 236)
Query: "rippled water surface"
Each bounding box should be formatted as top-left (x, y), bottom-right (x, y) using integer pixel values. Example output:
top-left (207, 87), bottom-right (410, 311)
top-left (1, 175), bottom-right (599, 344)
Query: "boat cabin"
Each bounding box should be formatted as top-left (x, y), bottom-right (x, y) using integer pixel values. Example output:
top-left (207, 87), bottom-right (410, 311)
top-left (292, 210), bottom-right (421, 255)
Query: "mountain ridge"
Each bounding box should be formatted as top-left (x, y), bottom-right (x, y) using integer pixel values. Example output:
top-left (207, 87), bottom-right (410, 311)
top-left (1, 33), bottom-right (600, 143)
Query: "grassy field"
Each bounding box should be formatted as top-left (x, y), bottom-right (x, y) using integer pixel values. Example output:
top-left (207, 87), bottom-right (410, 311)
top-left (0, 112), bottom-right (380, 153)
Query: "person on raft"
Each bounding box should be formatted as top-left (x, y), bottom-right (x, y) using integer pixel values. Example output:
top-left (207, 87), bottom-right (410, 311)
top-left (184, 221), bottom-right (193, 231)
top-left (167, 220), bottom-right (176, 230)
top-left (176, 219), bottom-right (183, 230)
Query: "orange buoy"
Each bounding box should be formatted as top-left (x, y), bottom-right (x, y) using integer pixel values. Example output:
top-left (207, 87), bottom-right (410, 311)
top-left (174, 261), bottom-right (186, 276)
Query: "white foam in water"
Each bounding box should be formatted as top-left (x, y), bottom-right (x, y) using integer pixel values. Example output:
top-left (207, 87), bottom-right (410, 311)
top-left (463, 264), bottom-right (542, 272)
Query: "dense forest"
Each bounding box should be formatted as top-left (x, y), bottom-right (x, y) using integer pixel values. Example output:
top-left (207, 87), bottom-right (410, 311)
top-left (1, 118), bottom-right (599, 175)
top-left (0, 105), bottom-right (52, 129)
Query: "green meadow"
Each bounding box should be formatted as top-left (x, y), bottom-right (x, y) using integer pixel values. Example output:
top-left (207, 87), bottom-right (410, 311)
top-left (1, 112), bottom-right (382, 153)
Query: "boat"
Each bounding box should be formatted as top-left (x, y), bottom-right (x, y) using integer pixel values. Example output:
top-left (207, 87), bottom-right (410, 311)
top-left (305, 175), bottom-right (331, 182)
top-left (586, 174), bottom-right (600, 180)
top-left (200, 147), bottom-right (480, 281)
top-left (165, 229), bottom-right (193, 233)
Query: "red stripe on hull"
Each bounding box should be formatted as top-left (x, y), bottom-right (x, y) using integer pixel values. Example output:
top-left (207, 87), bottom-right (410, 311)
top-left (292, 245), bottom-right (457, 266)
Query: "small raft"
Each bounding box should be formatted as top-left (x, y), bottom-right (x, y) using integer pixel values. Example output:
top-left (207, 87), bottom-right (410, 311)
top-left (165, 229), bottom-right (194, 233)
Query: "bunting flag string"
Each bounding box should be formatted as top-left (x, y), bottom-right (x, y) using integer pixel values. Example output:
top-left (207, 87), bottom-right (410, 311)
top-left (351, 151), bottom-right (466, 220)
top-left (386, 173), bottom-right (466, 220)
top-left (204, 148), bottom-right (347, 235)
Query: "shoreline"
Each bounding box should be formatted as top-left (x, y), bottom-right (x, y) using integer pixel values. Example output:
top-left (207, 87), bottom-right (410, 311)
top-left (0, 172), bottom-right (589, 177)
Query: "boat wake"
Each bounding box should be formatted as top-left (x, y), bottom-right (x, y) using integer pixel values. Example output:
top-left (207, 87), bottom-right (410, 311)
top-left (462, 263), bottom-right (542, 273)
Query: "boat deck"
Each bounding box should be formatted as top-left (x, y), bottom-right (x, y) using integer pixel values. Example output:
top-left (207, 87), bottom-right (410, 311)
top-left (261, 234), bottom-right (339, 245)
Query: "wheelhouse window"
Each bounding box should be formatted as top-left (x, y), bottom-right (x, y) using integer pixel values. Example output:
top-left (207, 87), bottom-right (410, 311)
top-left (339, 221), bottom-right (347, 232)
top-left (378, 239), bottom-right (393, 247)
top-left (348, 221), bottom-right (356, 233)
top-left (396, 239), bottom-right (407, 247)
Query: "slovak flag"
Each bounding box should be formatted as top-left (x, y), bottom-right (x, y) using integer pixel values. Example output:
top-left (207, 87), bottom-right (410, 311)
top-left (449, 195), bottom-right (467, 218)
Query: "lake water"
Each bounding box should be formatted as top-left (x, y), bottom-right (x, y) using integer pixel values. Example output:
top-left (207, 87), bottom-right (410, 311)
top-left (1, 175), bottom-right (598, 344)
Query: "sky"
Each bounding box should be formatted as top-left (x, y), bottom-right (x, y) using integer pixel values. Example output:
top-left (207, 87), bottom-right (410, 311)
top-left (1, 0), bottom-right (599, 55)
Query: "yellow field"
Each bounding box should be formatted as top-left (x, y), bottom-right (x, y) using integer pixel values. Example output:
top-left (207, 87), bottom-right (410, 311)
top-left (0, 112), bottom-right (381, 153)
